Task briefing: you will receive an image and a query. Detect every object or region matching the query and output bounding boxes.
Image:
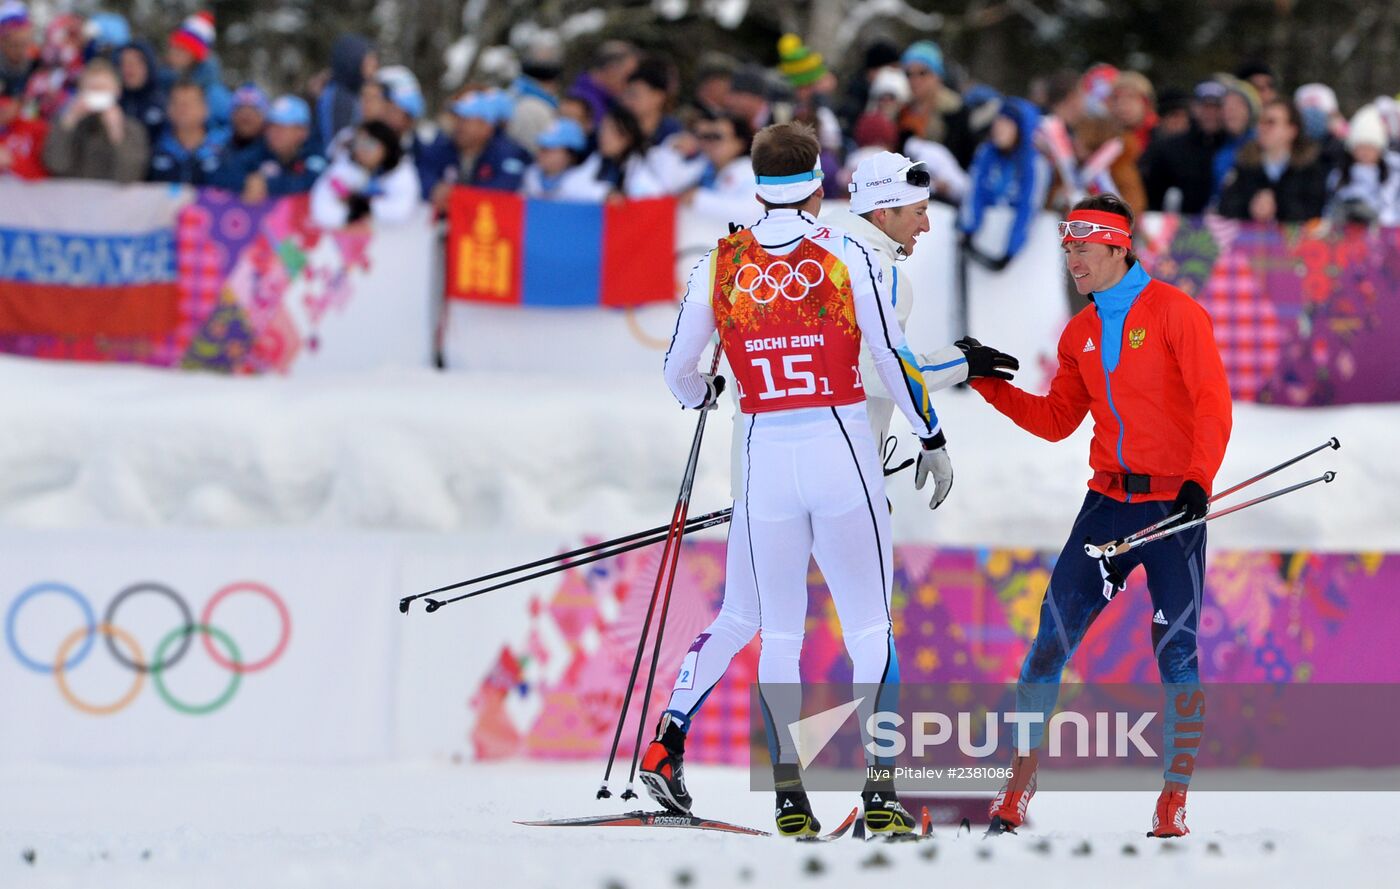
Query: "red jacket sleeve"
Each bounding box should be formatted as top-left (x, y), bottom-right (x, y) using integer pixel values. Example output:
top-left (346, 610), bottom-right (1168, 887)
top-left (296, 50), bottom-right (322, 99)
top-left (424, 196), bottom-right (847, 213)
top-left (970, 323), bottom-right (1092, 442)
top-left (1166, 297), bottom-right (1233, 492)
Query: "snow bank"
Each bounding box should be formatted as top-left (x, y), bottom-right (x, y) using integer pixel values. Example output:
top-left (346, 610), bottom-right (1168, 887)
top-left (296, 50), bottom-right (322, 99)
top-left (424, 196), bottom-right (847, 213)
top-left (0, 356), bottom-right (1390, 550)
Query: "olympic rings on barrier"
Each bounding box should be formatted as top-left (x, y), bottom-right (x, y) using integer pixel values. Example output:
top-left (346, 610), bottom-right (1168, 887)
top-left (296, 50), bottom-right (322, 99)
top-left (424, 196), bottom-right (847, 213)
top-left (201, 582), bottom-right (290, 674)
top-left (104, 582), bottom-right (193, 673)
top-left (55, 623), bottom-right (145, 716)
top-left (4, 580), bottom-right (290, 716)
top-left (154, 624), bottom-right (242, 716)
top-left (734, 259), bottom-right (826, 304)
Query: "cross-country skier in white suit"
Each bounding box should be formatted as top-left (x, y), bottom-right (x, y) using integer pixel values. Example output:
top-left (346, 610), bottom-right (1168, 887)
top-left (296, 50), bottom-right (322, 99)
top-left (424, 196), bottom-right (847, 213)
top-left (643, 131), bottom-right (1019, 836)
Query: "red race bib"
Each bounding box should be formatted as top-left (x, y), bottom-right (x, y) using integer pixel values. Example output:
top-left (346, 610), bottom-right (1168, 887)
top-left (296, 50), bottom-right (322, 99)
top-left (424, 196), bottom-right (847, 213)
top-left (711, 230), bottom-right (865, 414)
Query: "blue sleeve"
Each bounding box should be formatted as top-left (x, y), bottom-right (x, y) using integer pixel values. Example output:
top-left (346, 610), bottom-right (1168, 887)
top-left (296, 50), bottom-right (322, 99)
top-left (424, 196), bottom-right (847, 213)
top-left (1004, 155), bottom-right (1049, 259)
top-left (959, 147), bottom-right (990, 235)
top-left (206, 83), bottom-right (233, 130)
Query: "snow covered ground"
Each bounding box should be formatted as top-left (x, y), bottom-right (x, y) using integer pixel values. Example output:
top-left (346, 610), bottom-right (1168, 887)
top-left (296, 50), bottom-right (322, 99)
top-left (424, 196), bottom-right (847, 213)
top-left (4, 762), bottom-right (1398, 889)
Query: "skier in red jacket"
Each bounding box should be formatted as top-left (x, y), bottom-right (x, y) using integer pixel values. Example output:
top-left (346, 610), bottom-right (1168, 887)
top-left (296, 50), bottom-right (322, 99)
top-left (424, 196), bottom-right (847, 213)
top-left (970, 193), bottom-right (1232, 838)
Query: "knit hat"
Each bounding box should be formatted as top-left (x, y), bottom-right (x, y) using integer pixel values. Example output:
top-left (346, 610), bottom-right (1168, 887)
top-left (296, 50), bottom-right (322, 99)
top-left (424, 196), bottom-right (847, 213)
top-left (853, 112), bottom-right (897, 149)
top-left (868, 67), bottom-right (911, 105)
top-left (267, 95), bottom-right (310, 127)
top-left (84, 12), bottom-right (130, 50)
top-left (232, 83), bottom-right (270, 114)
top-left (0, 1), bottom-right (28, 32)
top-left (379, 65), bottom-right (424, 119)
top-left (901, 41), bottom-right (944, 79)
top-left (170, 11), bottom-right (214, 62)
top-left (536, 117), bottom-right (586, 151)
top-left (451, 89), bottom-right (513, 124)
top-left (729, 65), bottom-right (768, 98)
top-left (1294, 83), bottom-right (1339, 116)
top-left (1079, 63), bottom-right (1120, 117)
top-left (1347, 104), bottom-right (1388, 152)
top-left (863, 40), bottom-right (900, 72)
top-left (777, 34), bottom-right (827, 88)
top-left (1217, 74), bottom-right (1261, 126)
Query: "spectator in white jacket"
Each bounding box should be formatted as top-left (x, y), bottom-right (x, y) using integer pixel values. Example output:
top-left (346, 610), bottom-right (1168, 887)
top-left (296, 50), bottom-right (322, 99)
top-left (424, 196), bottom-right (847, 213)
top-left (1328, 103), bottom-right (1400, 226)
top-left (553, 103), bottom-right (665, 202)
top-left (311, 119), bottom-right (421, 227)
top-left (521, 117), bottom-right (588, 200)
top-left (679, 111), bottom-right (755, 217)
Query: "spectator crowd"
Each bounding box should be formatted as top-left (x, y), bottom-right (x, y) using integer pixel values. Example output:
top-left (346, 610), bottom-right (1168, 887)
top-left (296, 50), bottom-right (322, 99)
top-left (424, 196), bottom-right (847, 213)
top-left (2, 3), bottom-right (1398, 245)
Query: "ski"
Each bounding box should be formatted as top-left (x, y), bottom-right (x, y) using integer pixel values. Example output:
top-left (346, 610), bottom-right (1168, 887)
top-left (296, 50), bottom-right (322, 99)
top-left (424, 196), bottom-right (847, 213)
top-left (517, 810), bottom-right (770, 837)
top-left (797, 806), bottom-right (861, 843)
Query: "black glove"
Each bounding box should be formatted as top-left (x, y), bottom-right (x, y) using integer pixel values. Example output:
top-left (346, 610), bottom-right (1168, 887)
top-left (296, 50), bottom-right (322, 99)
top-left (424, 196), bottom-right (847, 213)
top-left (1170, 481), bottom-right (1209, 525)
top-left (697, 374), bottom-right (726, 410)
top-left (346, 193), bottom-right (373, 223)
top-left (954, 336), bottom-right (1020, 381)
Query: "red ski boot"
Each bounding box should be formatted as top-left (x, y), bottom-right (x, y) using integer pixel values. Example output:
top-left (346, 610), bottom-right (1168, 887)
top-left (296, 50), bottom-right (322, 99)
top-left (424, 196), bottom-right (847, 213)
top-left (1149, 786), bottom-right (1190, 838)
top-left (988, 752), bottom-right (1038, 833)
top-left (638, 714), bottom-right (692, 813)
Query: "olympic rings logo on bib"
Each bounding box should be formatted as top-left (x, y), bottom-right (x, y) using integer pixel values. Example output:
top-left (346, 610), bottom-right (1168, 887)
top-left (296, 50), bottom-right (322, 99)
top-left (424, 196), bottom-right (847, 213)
top-left (733, 259), bottom-right (826, 304)
top-left (5, 580), bottom-right (291, 716)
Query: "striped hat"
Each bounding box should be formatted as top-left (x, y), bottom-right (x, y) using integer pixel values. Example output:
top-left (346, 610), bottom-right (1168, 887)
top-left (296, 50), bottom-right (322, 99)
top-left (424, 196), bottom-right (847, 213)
top-left (777, 34), bottom-right (826, 88)
top-left (0, 1), bottom-right (29, 32)
top-left (170, 11), bottom-right (215, 62)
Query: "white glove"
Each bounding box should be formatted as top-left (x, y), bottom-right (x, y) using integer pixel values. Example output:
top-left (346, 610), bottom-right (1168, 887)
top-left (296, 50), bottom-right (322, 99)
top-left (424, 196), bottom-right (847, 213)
top-left (914, 432), bottom-right (953, 510)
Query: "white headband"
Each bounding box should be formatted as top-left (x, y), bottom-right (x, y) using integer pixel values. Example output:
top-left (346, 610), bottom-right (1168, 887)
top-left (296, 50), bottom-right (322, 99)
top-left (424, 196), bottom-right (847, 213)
top-left (755, 160), bottom-right (824, 204)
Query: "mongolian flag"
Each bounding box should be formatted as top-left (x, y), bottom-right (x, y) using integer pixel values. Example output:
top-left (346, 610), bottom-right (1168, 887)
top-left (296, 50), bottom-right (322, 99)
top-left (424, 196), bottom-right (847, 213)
top-left (446, 187), bottom-right (676, 308)
top-left (0, 180), bottom-right (183, 337)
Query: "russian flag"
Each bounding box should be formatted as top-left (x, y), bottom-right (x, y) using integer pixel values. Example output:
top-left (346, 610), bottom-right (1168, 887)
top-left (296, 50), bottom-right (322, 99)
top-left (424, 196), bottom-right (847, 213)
top-left (447, 187), bottom-right (676, 308)
top-left (0, 181), bottom-right (183, 337)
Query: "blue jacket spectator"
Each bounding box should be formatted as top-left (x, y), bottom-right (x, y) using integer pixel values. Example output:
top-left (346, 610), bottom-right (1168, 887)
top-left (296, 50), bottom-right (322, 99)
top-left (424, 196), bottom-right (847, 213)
top-left (378, 65), bottom-right (456, 200)
top-left (959, 96), bottom-right (1050, 269)
top-left (148, 79), bottom-right (228, 185)
top-left (117, 40), bottom-right (166, 145)
top-left (316, 34), bottom-right (375, 149)
top-left (210, 95), bottom-right (326, 201)
top-left (445, 90), bottom-right (531, 194)
top-left (161, 11), bottom-right (232, 130)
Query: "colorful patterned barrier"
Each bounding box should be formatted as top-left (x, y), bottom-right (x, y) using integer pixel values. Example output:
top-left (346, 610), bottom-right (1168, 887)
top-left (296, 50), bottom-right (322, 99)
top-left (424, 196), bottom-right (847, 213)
top-left (471, 542), bottom-right (1399, 764)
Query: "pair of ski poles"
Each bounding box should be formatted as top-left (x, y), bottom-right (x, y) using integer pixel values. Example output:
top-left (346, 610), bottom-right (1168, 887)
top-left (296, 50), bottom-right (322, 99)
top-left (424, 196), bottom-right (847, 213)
top-left (1084, 437), bottom-right (1340, 580)
top-left (397, 505), bottom-right (732, 614)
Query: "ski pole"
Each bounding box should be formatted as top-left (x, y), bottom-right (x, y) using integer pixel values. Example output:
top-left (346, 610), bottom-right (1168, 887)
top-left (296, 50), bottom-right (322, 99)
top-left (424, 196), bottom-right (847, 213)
top-left (599, 346), bottom-right (722, 801)
top-left (1101, 471), bottom-right (1335, 559)
top-left (1085, 437), bottom-right (1340, 559)
top-left (418, 509), bottom-right (733, 613)
top-left (401, 507), bottom-right (733, 613)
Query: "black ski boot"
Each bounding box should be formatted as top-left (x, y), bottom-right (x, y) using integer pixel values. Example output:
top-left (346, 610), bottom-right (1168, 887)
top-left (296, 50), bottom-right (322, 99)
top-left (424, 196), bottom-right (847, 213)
top-left (774, 764), bottom-right (821, 838)
top-left (638, 713), bottom-right (692, 813)
top-left (862, 773), bottom-right (916, 835)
